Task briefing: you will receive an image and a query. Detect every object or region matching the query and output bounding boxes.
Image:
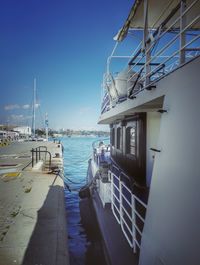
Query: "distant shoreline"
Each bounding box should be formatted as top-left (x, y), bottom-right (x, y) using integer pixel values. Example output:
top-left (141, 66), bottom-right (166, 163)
top-left (52, 134), bottom-right (110, 138)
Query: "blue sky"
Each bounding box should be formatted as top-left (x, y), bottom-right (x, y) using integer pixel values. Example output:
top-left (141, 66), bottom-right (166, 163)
top-left (0, 0), bottom-right (133, 130)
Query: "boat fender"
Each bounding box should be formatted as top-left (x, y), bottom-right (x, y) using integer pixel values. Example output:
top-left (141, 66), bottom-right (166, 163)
top-left (79, 186), bottom-right (91, 199)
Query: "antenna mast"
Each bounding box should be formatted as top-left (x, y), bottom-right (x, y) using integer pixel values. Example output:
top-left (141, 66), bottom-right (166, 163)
top-left (45, 112), bottom-right (49, 141)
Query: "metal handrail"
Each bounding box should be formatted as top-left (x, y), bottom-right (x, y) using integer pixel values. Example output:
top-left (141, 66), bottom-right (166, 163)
top-left (133, 16), bottom-right (200, 83)
top-left (128, 0), bottom-right (200, 77)
top-left (102, 0), bottom-right (200, 110)
top-left (128, 0), bottom-right (199, 76)
top-left (31, 146), bottom-right (52, 171)
top-left (110, 169), bottom-right (147, 253)
top-left (130, 32), bottom-right (200, 95)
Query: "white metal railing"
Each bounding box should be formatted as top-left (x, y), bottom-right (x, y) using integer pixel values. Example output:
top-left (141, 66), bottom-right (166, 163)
top-left (101, 0), bottom-right (200, 114)
top-left (110, 170), bottom-right (147, 253)
top-left (128, 0), bottom-right (200, 89)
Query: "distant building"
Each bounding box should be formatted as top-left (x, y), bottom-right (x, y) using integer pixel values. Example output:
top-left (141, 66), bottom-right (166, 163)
top-left (13, 126), bottom-right (31, 137)
top-left (0, 130), bottom-right (19, 140)
top-left (7, 131), bottom-right (19, 140)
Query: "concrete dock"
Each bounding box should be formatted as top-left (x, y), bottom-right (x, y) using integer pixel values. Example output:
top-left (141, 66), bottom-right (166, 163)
top-left (0, 141), bottom-right (69, 265)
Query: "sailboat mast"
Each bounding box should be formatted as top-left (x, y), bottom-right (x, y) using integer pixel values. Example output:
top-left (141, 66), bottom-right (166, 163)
top-left (45, 112), bottom-right (49, 141)
top-left (33, 78), bottom-right (36, 137)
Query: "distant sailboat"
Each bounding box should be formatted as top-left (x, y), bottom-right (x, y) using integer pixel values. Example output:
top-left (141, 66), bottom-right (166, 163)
top-left (32, 78), bottom-right (36, 138)
top-left (31, 78), bottom-right (48, 141)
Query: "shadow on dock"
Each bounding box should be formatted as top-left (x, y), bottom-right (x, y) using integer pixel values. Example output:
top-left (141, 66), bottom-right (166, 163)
top-left (22, 185), bottom-right (69, 265)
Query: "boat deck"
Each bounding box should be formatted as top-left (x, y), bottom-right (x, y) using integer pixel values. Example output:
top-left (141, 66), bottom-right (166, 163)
top-left (87, 161), bottom-right (139, 265)
top-left (92, 191), bottom-right (139, 265)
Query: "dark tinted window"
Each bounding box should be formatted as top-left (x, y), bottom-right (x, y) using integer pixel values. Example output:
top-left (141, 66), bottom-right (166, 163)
top-left (126, 126), bottom-right (136, 155)
top-left (111, 128), bottom-right (115, 146)
top-left (116, 127), bottom-right (121, 149)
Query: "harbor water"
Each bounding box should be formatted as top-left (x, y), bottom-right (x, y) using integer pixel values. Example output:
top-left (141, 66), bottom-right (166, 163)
top-left (62, 136), bottom-right (107, 265)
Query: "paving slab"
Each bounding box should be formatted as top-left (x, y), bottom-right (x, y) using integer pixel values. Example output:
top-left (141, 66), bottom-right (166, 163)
top-left (0, 141), bottom-right (69, 265)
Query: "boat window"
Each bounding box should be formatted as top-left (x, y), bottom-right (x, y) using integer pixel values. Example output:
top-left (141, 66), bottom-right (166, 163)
top-left (116, 127), bottom-right (122, 149)
top-left (126, 126), bottom-right (136, 156)
top-left (111, 128), bottom-right (115, 147)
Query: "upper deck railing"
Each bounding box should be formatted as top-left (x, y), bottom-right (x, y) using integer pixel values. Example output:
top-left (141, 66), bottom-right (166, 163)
top-left (101, 0), bottom-right (200, 114)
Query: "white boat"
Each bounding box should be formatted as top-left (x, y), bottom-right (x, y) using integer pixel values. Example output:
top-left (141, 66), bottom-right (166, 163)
top-left (82, 1), bottom-right (200, 265)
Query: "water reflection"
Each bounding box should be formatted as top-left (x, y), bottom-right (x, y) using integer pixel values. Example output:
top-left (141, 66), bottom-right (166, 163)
top-left (63, 137), bottom-right (107, 265)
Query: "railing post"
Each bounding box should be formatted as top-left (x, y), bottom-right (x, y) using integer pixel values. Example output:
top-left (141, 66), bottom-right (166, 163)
top-left (48, 151), bottom-right (51, 171)
top-left (132, 194), bottom-right (137, 253)
top-left (31, 148), bottom-right (34, 167)
top-left (119, 178), bottom-right (123, 226)
top-left (180, 0), bottom-right (186, 64)
top-left (45, 146), bottom-right (47, 162)
top-left (36, 148), bottom-right (38, 163)
top-left (143, 0), bottom-right (151, 86)
top-left (110, 172), bottom-right (114, 213)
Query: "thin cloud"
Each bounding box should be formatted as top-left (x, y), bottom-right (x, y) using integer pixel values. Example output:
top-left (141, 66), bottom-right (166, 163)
top-left (78, 106), bottom-right (92, 115)
top-left (9, 114), bottom-right (31, 122)
top-left (4, 103), bottom-right (37, 110)
top-left (10, 114), bottom-right (24, 120)
top-left (22, 104), bottom-right (30, 109)
top-left (4, 104), bottom-right (20, 111)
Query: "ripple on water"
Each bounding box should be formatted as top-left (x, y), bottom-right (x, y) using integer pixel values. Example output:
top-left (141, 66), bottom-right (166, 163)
top-left (63, 137), bottom-right (108, 265)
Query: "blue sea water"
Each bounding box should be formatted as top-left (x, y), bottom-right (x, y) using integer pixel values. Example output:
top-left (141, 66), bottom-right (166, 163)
top-left (62, 136), bottom-right (107, 265)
